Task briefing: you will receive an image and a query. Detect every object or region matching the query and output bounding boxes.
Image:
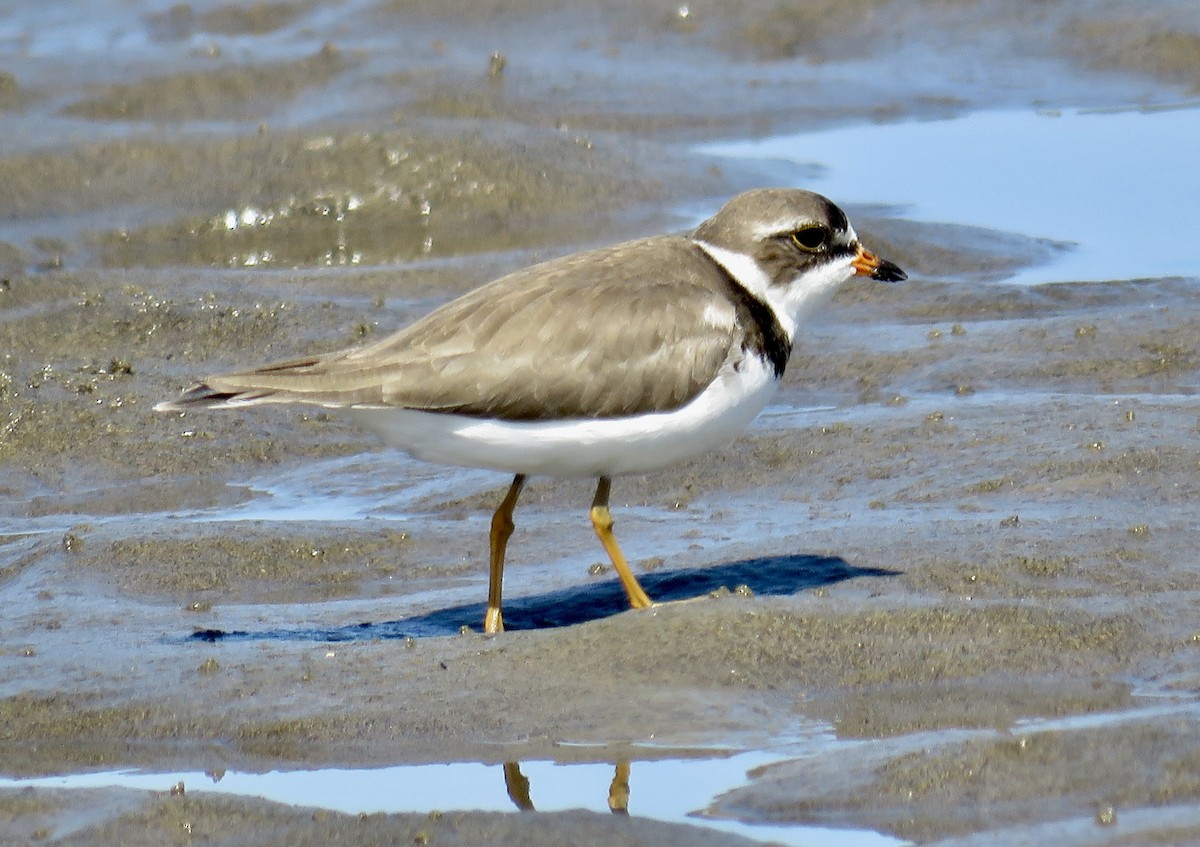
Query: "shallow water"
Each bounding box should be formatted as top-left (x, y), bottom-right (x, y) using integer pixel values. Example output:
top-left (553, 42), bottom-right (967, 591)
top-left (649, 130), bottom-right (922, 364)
top-left (704, 103), bottom-right (1200, 285)
top-left (0, 751), bottom-right (905, 847)
top-left (9, 702), bottom-right (1199, 845)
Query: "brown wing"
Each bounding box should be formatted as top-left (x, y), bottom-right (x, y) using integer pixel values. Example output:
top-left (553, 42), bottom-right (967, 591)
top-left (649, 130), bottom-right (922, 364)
top-left (163, 237), bottom-right (740, 421)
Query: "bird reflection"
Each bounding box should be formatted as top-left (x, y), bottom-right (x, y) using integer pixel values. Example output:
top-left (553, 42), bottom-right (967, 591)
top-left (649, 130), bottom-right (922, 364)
top-left (607, 761), bottom-right (631, 814)
top-left (503, 760), bottom-right (631, 814)
top-left (502, 762), bottom-right (535, 811)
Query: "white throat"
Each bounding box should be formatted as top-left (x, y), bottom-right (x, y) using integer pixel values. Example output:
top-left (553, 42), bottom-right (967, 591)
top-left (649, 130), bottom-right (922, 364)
top-left (693, 239), bottom-right (856, 343)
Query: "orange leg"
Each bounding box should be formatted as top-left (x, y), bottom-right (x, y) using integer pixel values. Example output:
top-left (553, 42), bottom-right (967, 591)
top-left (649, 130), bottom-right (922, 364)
top-left (486, 474), bottom-right (527, 634)
top-left (589, 477), bottom-right (653, 610)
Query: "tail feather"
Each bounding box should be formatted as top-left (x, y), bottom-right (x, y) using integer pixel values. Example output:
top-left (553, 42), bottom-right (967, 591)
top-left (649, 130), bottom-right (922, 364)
top-left (154, 352), bottom-right (388, 412)
top-left (154, 385), bottom-right (275, 411)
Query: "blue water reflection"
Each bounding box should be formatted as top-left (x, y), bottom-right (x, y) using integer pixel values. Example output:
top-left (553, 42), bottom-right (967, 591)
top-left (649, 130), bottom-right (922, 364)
top-left (704, 104), bottom-right (1200, 285)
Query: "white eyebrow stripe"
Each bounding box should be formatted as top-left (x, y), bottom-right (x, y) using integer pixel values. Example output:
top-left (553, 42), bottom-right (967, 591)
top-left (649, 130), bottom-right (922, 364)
top-left (750, 219), bottom-right (858, 246)
top-left (749, 218), bottom-right (812, 241)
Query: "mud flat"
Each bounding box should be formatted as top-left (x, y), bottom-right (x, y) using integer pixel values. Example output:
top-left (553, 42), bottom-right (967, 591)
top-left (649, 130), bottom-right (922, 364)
top-left (2, 1), bottom-right (1200, 844)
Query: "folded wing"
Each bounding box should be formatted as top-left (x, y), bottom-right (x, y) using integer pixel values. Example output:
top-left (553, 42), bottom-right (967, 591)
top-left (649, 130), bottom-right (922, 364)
top-left (158, 238), bottom-right (740, 422)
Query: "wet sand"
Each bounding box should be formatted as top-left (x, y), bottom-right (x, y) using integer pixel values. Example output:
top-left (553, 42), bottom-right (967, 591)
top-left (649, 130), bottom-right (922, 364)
top-left (3, 0), bottom-right (1200, 844)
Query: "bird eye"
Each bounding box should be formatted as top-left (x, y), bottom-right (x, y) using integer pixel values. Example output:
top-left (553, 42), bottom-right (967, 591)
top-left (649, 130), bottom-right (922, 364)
top-left (790, 226), bottom-right (829, 252)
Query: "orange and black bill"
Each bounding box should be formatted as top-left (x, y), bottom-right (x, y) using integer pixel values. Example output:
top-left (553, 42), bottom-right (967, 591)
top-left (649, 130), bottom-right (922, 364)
top-left (853, 246), bottom-right (907, 282)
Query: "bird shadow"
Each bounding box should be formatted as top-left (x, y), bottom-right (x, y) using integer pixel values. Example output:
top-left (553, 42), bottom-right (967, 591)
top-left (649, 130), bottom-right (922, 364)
top-left (189, 553), bottom-right (898, 644)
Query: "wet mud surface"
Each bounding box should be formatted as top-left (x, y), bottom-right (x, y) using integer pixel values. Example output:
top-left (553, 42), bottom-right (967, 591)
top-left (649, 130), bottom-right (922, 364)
top-left (3, 0), bottom-right (1200, 844)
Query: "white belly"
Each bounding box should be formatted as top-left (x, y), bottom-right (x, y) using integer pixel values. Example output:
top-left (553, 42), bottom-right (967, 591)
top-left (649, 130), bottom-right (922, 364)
top-left (346, 355), bottom-right (778, 477)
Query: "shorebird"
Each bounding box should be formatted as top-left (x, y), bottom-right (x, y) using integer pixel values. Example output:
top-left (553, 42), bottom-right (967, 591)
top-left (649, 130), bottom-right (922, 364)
top-left (157, 188), bottom-right (905, 633)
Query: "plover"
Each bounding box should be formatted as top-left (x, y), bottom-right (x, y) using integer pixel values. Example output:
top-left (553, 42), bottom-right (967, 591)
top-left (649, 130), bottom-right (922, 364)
top-left (157, 188), bottom-right (905, 633)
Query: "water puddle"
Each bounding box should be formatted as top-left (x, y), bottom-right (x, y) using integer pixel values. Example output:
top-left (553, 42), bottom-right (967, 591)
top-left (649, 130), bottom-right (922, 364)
top-left (0, 752), bottom-right (906, 847)
top-left (7, 702), bottom-right (1198, 844)
top-left (702, 103), bottom-right (1200, 285)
